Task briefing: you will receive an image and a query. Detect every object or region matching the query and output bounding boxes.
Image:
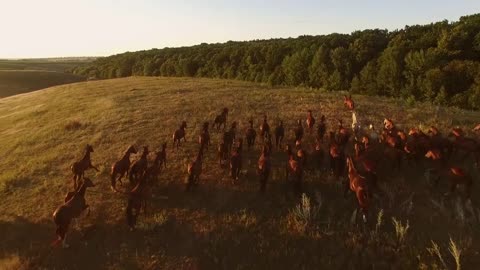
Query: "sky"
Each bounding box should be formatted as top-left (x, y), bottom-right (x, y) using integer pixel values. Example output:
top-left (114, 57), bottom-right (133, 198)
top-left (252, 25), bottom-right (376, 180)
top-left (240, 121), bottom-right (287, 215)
top-left (1, 0), bottom-right (479, 58)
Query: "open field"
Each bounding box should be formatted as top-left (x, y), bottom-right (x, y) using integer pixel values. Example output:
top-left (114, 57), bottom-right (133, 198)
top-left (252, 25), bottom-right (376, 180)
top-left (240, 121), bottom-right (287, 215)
top-left (0, 59), bottom-right (96, 72)
top-left (0, 70), bottom-right (85, 98)
top-left (0, 59), bottom-right (91, 98)
top-left (0, 77), bottom-right (479, 269)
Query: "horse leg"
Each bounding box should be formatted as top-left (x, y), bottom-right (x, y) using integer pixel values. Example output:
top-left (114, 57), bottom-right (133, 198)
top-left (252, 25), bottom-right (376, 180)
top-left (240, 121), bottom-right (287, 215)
top-left (90, 163), bottom-right (100, 172)
top-left (62, 233), bottom-right (69, 249)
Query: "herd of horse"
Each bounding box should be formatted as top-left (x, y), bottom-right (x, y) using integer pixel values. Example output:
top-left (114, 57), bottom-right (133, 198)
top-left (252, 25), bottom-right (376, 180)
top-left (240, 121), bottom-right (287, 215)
top-left (51, 94), bottom-right (480, 248)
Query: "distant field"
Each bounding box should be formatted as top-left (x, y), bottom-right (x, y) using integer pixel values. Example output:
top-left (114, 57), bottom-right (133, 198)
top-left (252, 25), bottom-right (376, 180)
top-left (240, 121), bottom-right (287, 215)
top-left (0, 70), bottom-right (85, 98)
top-left (0, 59), bottom-right (92, 98)
top-left (0, 77), bottom-right (479, 269)
top-left (0, 59), bottom-right (95, 72)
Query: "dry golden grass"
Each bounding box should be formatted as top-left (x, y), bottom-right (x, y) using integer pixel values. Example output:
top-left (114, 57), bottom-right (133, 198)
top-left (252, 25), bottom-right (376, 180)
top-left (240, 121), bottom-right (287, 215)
top-left (0, 77), bottom-right (479, 269)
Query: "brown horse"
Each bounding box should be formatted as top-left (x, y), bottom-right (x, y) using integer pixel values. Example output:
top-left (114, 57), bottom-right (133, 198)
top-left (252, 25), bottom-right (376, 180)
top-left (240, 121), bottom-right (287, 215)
top-left (173, 121), bottom-right (187, 150)
top-left (52, 177), bottom-right (95, 248)
top-left (157, 142), bottom-right (167, 169)
top-left (257, 145), bottom-right (271, 193)
top-left (70, 144), bottom-right (99, 190)
top-left (230, 146), bottom-right (242, 182)
top-left (306, 110), bottom-right (315, 133)
top-left (346, 156), bottom-right (369, 223)
top-left (449, 128), bottom-right (480, 160)
top-left (337, 120), bottom-right (351, 151)
top-left (294, 119), bottom-right (304, 143)
top-left (329, 141), bottom-right (345, 181)
top-left (186, 147), bottom-right (204, 191)
top-left (223, 122), bottom-right (237, 154)
top-left (199, 122), bottom-right (211, 150)
top-left (129, 146), bottom-right (149, 184)
top-left (316, 115), bottom-right (326, 143)
top-left (126, 172), bottom-right (150, 231)
top-left (213, 107), bottom-right (229, 131)
top-left (344, 95), bottom-right (354, 110)
top-left (285, 145), bottom-right (303, 195)
top-left (311, 142), bottom-right (324, 173)
top-left (246, 119), bottom-right (257, 150)
top-left (145, 147), bottom-right (166, 183)
top-left (274, 120), bottom-right (285, 150)
top-left (259, 115), bottom-right (270, 140)
top-left (111, 145), bottom-right (137, 192)
top-left (218, 139), bottom-right (228, 166)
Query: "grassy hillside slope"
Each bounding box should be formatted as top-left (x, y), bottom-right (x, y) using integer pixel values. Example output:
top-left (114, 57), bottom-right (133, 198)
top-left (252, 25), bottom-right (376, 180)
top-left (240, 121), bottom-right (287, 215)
top-left (0, 77), bottom-right (479, 269)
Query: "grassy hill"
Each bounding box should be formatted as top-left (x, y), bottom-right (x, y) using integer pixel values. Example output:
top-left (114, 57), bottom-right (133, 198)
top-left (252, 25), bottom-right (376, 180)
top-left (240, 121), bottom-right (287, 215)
top-left (0, 77), bottom-right (479, 269)
top-left (0, 59), bottom-right (90, 98)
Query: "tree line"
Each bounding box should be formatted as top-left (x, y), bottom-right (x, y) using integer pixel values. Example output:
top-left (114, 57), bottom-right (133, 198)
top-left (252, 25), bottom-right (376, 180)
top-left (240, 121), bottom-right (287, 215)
top-left (73, 14), bottom-right (480, 110)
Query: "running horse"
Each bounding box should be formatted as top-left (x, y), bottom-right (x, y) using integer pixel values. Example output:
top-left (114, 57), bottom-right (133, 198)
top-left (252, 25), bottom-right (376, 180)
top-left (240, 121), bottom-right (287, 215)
top-left (345, 156), bottom-right (370, 223)
top-left (111, 145), bottom-right (137, 192)
top-left (70, 144), bottom-right (99, 190)
top-left (52, 177), bottom-right (95, 248)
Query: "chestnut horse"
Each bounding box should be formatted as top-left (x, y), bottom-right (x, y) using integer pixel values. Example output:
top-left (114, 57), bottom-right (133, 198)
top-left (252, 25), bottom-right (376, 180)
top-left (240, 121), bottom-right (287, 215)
top-left (70, 144), bottom-right (99, 190)
top-left (111, 145), bottom-right (137, 192)
top-left (52, 177), bottom-right (95, 248)
top-left (344, 95), bottom-right (354, 110)
top-left (285, 145), bottom-right (303, 195)
top-left (346, 156), bottom-right (370, 223)
top-left (306, 110), bottom-right (315, 133)
top-left (257, 145), bottom-right (271, 193)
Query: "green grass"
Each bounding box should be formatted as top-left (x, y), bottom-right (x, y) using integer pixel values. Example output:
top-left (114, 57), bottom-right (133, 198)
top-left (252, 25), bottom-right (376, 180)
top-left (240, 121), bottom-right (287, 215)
top-left (0, 77), bottom-right (479, 269)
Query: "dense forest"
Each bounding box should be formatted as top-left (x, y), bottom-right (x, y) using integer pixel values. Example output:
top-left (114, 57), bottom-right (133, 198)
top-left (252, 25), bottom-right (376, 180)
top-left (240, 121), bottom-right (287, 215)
top-left (73, 14), bottom-right (480, 110)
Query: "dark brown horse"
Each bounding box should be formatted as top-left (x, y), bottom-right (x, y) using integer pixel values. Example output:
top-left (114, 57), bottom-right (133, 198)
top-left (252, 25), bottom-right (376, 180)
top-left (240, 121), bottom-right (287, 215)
top-left (294, 119), bottom-right (304, 143)
top-left (199, 122), bottom-right (211, 150)
top-left (111, 145), bottom-right (137, 192)
top-left (129, 146), bottom-right (149, 184)
top-left (126, 172), bottom-right (150, 231)
top-left (274, 120), bottom-right (285, 150)
top-left (246, 119), bottom-right (257, 150)
top-left (316, 115), bottom-right (326, 143)
top-left (70, 144), bottom-right (99, 190)
top-left (173, 121), bottom-right (187, 150)
top-left (213, 108), bottom-right (229, 131)
top-left (218, 139), bottom-right (229, 166)
top-left (52, 178), bottom-right (95, 248)
top-left (346, 156), bottom-right (370, 223)
top-left (230, 146), bottom-right (242, 182)
top-left (186, 147), bottom-right (204, 191)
